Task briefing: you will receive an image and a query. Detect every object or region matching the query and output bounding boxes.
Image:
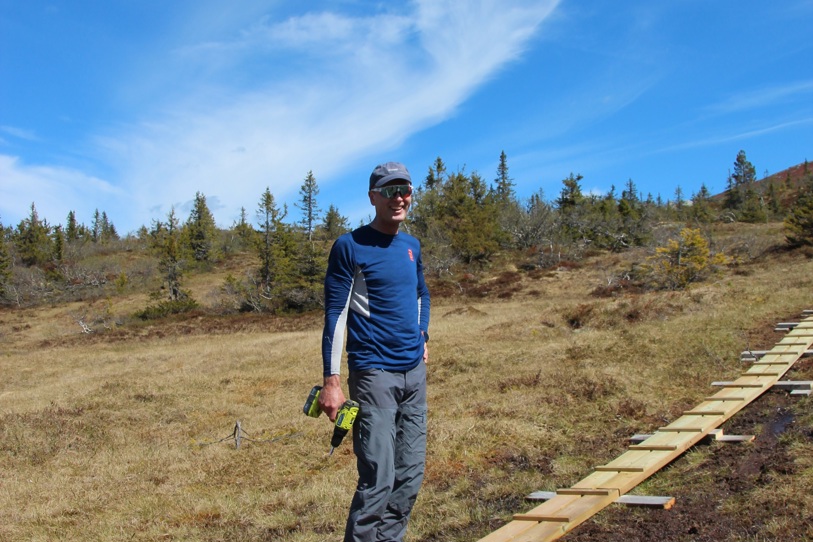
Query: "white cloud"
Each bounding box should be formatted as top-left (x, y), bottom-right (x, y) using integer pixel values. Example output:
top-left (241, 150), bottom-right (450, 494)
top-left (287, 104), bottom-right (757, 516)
top-left (707, 80), bottom-right (813, 115)
top-left (0, 155), bottom-right (125, 228)
top-left (95, 0), bottom-right (559, 230)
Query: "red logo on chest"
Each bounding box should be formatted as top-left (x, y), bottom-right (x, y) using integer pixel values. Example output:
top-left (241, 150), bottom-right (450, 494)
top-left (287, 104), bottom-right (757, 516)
top-left (408, 249), bottom-right (414, 262)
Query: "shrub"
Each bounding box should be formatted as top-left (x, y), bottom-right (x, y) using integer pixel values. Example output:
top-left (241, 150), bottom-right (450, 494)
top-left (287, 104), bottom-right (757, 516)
top-left (642, 228), bottom-right (729, 290)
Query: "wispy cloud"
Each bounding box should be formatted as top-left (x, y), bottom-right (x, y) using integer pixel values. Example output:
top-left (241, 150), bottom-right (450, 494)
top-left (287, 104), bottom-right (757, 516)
top-left (0, 155), bottom-right (125, 226)
top-left (99, 0), bottom-right (559, 229)
top-left (0, 125), bottom-right (39, 141)
top-left (706, 80), bottom-right (813, 115)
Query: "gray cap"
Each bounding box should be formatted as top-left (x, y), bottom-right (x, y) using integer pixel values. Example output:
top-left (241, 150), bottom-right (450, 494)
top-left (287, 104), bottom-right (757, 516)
top-left (369, 162), bottom-right (412, 190)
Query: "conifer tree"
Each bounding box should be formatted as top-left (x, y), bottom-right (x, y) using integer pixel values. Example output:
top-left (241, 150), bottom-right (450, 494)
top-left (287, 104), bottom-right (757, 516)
top-left (784, 172), bottom-right (813, 247)
top-left (184, 192), bottom-right (218, 262)
top-left (66, 211), bottom-right (80, 242)
top-left (232, 206), bottom-right (255, 247)
top-left (0, 219), bottom-right (11, 299)
top-left (256, 187), bottom-right (288, 290)
top-left (15, 203), bottom-right (51, 266)
top-left (493, 150), bottom-right (515, 205)
top-left (152, 208), bottom-right (185, 301)
top-left (320, 204), bottom-right (349, 242)
top-left (296, 171), bottom-right (320, 241)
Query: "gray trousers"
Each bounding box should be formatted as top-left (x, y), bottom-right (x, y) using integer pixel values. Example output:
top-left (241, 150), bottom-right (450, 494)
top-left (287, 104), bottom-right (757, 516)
top-left (345, 362), bottom-right (427, 542)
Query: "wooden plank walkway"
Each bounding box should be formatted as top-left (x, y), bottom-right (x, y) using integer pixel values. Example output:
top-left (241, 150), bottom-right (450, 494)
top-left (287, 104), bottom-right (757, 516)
top-left (477, 313), bottom-right (813, 542)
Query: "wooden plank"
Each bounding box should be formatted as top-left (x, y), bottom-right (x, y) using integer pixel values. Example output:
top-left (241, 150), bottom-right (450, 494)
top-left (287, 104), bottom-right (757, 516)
top-left (658, 427), bottom-right (706, 432)
top-left (790, 389), bottom-right (811, 396)
top-left (704, 396), bottom-right (746, 401)
top-left (683, 410), bottom-right (727, 416)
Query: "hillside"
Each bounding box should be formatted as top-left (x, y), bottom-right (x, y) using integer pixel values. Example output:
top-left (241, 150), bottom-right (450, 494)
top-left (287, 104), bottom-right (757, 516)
top-left (1, 221), bottom-right (812, 541)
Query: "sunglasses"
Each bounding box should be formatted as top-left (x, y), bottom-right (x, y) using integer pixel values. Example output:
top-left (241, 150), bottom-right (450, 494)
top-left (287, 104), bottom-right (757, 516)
top-left (370, 184), bottom-right (413, 198)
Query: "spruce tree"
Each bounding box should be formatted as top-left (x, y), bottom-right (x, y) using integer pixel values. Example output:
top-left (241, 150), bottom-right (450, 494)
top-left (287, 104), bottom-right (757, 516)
top-left (320, 204), bottom-right (349, 241)
top-left (15, 203), bottom-right (51, 266)
top-left (184, 192), bottom-right (217, 262)
top-left (256, 187), bottom-right (288, 291)
top-left (785, 174), bottom-right (813, 247)
top-left (296, 171), bottom-right (320, 242)
top-left (0, 219), bottom-right (11, 299)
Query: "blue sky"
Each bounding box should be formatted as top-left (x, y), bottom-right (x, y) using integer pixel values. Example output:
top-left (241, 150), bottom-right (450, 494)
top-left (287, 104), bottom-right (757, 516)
top-left (2, 0), bottom-right (812, 234)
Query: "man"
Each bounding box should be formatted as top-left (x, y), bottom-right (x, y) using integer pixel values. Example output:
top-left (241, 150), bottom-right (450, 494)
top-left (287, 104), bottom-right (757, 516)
top-left (319, 161), bottom-right (430, 542)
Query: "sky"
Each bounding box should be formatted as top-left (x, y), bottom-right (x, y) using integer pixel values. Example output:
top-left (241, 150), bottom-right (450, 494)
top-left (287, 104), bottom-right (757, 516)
top-left (1, 0), bottom-right (812, 234)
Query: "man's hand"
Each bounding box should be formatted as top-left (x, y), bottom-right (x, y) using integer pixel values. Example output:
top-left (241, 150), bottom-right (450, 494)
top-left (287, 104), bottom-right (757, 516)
top-left (318, 374), bottom-right (346, 422)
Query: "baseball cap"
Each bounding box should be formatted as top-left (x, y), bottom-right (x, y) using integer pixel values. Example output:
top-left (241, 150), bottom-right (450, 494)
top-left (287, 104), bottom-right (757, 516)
top-left (369, 162), bottom-right (412, 190)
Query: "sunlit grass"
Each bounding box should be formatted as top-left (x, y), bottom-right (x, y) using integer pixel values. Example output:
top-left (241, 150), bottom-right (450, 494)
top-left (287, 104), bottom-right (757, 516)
top-left (1, 225), bottom-right (812, 541)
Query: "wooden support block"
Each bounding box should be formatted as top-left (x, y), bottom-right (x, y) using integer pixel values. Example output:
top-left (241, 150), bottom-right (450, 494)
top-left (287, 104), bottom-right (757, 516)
top-left (704, 396), bottom-right (746, 401)
top-left (708, 429), bottom-right (754, 443)
top-left (527, 491), bottom-right (675, 509)
top-left (774, 342), bottom-right (810, 346)
top-left (629, 444), bottom-right (678, 451)
top-left (775, 322), bottom-right (799, 328)
top-left (790, 389), bottom-right (811, 396)
top-left (716, 434), bottom-right (756, 442)
top-left (773, 380), bottom-right (813, 390)
top-left (658, 427), bottom-right (705, 432)
top-left (740, 350), bottom-right (813, 361)
top-left (629, 433), bottom-right (651, 442)
top-left (621, 495), bottom-right (676, 509)
top-left (683, 410), bottom-right (726, 416)
top-left (556, 488), bottom-right (615, 496)
top-left (513, 513), bottom-right (569, 522)
top-left (753, 361), bottom-right (793, 365)
top-left (594, 466), bottom-right (645, 472)
top-left (712, 382), bottom-right (766, 388)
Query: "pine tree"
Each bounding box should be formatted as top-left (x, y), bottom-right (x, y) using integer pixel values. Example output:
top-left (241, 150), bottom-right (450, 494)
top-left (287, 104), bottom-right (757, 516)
top-left (723, 150), bottom-right (757, 214)
top-left (152, 208), bottom-right (185, 301)
top-left (184, 192), bottom-right (218, 262)
top-left (15, 203), bottom-right (51, 266)
top-left (232, 207), bottom-right (255, 247)
top-left (320, 204), bottom-right (349, 242)
top-left (784, 174), bottom-right (813, 247)
top-left (52, 225), bottom-right (65, 263)
top-left (0, 218), bottom-right (12, 299)
top-left (425, 157), bottom-right (446, 191)
top-left (493, 150), bottom-right (515, 205)
top-left (66, 211), bottom-right (80, 242)
top-left (91, 209), bottom-right (102, 243)
top-left (256, 187), bottom-right (288, 290)
top-left (296, 171), bottom-right (321, 241)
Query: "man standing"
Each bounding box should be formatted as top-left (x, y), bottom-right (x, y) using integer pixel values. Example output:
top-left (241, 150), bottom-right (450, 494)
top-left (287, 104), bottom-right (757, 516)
top-left (319, 162), bottom-right (430, 542)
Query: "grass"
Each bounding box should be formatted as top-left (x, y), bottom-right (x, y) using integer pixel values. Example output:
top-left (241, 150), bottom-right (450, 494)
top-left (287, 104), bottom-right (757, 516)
top-left (1, 224), bottom-right (813, 541)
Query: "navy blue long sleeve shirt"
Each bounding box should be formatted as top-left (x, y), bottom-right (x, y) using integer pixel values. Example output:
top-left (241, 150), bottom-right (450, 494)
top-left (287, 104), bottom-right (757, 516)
top-left (322, 225), bottom-right (430, 376)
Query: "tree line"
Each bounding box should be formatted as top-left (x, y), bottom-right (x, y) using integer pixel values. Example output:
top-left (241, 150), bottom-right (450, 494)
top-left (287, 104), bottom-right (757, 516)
top-left (1, 151), bottom-right (812, 311)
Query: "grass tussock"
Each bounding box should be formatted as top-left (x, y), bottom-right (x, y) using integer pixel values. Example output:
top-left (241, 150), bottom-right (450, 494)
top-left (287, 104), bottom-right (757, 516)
top-left (1, 224), bottom-right (813, 541)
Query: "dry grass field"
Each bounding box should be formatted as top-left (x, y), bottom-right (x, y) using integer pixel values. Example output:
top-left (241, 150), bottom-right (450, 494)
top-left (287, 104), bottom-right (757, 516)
top-left (2, 224), bottom-right (812, 541)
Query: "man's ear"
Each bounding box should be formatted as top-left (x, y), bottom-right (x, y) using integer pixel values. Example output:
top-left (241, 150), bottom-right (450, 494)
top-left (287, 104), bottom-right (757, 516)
top-left (368, 191), bottom-right (375, 205)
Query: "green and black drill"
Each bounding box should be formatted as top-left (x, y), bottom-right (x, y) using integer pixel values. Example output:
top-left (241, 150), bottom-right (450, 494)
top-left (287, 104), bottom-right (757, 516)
top-left (303, 385), bottom-right (359, 455)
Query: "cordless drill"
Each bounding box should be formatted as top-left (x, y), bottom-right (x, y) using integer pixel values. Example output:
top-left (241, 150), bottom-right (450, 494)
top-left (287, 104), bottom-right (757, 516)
top-left (303, 385), bottom-right (360, 455)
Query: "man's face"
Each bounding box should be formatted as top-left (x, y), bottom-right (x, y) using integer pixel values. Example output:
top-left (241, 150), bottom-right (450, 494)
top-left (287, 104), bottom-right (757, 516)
top-left (369, 180), bottom-right (412, 228)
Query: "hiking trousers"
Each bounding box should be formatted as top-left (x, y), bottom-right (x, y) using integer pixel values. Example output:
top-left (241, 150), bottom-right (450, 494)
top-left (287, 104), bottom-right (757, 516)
top-left (345, 361), bottom-right (427, 542)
